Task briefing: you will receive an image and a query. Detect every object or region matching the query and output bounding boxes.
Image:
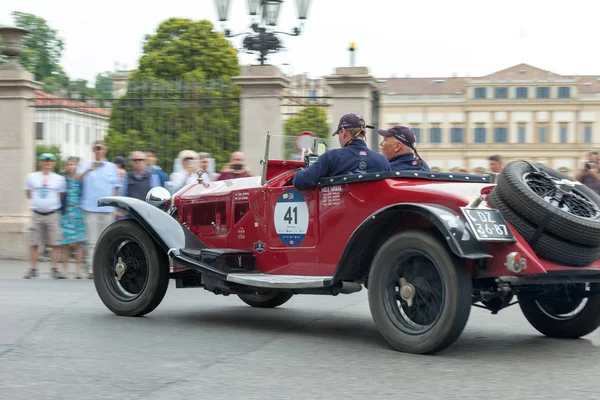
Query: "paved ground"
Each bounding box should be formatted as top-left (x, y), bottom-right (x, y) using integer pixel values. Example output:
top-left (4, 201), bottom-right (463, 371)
top-left (1, 260), bottom-right (600, 400)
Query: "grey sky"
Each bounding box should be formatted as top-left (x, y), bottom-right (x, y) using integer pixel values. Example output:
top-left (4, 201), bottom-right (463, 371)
top-left (1, 0), bottom-right (599, 84)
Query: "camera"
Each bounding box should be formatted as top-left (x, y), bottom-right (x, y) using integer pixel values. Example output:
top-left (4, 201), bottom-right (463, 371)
top-left (231, 163), bottom-right (243, 171)
top-left (585, 161), bottom-right (597, 170)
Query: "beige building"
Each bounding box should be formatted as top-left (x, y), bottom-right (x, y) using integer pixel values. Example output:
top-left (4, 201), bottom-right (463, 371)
top-left (281, 73), bottom-right (332, 121)
top-left (379, 63), bottom-right (599, 175)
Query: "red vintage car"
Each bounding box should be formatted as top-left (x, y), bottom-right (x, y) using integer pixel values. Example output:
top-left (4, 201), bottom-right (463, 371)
top-left (93, 136), bottom-right (600, 355)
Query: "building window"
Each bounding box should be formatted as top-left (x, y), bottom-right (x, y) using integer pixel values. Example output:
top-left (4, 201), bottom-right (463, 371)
top-left (411, 127), bottom-right (421, 143)
top-left (474, 127), bottom-right (486, 143)
top-left (75, 126), bottom-right (80, 144)
top-left (539, 126), bottom-right (547, 143)
top-left (429, 127), bottom-right (442, 143)
top-left (584, 125), bottom-right (592, 144)
top-left (536, 87), bottom-right (550, 99)
top-left (558, 87), bottom-right (571, 99)
top-left (86, 127), bottom-right (91, 144)
top-left (35, 122), bottom-right (44, 140)
top-left (494, 87), bottom-right (508, 99)
top-left (309, 89), bottom-right (317, 103)
top-left (474, 87), bottom-right (487, 99)
top-left (450, 127), bottom-right (464, 143)
top-left (518, 124), bottom-right (526, 143)
top-left (559, 123), bottom-right (568, 143)
top-left (65, 124), bottom-right (70, 142)
top-left (516, 87), bottom-right (528, 99)
top-left (494, 127), bottom-right (507, 143)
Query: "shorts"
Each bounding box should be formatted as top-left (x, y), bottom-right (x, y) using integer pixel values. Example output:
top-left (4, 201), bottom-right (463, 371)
top-left (29, 210), bottom-right (61, 247)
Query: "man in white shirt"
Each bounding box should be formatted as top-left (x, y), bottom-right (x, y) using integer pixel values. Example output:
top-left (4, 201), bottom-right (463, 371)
top-left (24, 153), bottom-right (67, 279)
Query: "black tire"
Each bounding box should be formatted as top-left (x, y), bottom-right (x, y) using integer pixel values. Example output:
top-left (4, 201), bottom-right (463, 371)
top-left (519, 290), bottom-right (600, 338)
top-left (488, 189), bottom-right (600, 266)
top-left (93, 220), bottom-right (169, 317)
top-left (496, 161), bottom-right (600, 246)
top-left (238, 292), bottom-right (293, 308)
top-left (367, 230), bottom-right (472, 355)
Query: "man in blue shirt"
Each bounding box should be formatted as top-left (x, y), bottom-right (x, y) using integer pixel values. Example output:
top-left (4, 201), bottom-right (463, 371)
top-left (76, 140), bottom-right (121, 278)
top-left (121, 151), bottom-right (162, 200)
top-left (293, 113), bottom-right (391, 190)
top-left (378, 125), bottom-right (430, 171)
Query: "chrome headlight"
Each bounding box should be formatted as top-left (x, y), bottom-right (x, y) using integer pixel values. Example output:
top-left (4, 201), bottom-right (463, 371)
top-left (146, 186), bottom-right (172, 211)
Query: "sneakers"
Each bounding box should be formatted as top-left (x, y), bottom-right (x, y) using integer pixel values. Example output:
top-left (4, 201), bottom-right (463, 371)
top-left (51, 268), bottom-right (67, 279)
top-left (23, 268), bottom-right (39, 279)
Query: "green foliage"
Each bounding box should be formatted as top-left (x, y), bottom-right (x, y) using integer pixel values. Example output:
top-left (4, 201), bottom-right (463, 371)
top-left (12, 11), bottom-right (67, 84)
top-left (105, 79), bottom-right (241, 174)
top-left (36, 144), bottom-right (63, 173)
top-left (94, 72), bottom-right (114, 99)
top-left (106, 17), bottom-right (242, 174)
top-left (134, 18), bottom-right (240, 81)
top-left (283, 106), bottom-right (330, 159)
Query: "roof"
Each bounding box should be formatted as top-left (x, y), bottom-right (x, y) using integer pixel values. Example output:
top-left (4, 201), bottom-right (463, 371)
top-left (477, 63), bottom-right (566, 80)
top-left (34, 91), bottom-right (111, 117)
top-left (380, 64), bottom-right (600, 95)
top-left (381, 77), bottom-right (467, 95)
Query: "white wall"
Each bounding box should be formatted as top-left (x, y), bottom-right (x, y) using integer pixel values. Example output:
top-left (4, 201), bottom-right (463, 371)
top-left (35, 108), bottom-right (109, 164)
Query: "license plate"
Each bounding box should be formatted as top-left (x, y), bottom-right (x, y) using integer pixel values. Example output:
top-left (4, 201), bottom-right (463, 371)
top-left (460, 207), bottom-right (516, 242)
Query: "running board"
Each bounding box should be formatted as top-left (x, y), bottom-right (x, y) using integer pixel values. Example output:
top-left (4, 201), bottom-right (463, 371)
top-left (226, 273), bottom-right (334, 289)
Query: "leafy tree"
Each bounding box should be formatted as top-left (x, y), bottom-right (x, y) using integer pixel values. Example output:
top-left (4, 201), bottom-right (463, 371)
top-left (36, 144), bottom-right (63, 173)
top-left (106, 18), bottom-right (241, 173)
top-left (94, 72), bottom-right (114, 99)
top-left (283, 106), bottom-right (330, 159)
top-left (134, 18), bottom-right (240, 81)
top-left (12, 12), bottom-right (67, 85)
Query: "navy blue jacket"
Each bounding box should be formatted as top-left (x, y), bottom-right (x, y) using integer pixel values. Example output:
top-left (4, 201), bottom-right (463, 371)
top-left (293, 140), bottom-right (391, 190)
top-left (389, 153), bottom-right (430, 172)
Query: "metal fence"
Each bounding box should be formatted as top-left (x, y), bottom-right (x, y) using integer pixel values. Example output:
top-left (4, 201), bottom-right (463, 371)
top-left (33, 78), bottom-right (241, 176)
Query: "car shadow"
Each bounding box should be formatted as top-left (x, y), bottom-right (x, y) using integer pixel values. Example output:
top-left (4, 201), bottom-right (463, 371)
top-left (95, 303), bottom-right (599, 357)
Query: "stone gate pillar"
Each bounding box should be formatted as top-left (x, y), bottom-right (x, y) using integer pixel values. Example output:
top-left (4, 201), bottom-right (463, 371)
top-left (324, 67), bottom-right (379, 149)
top-left (0, 27), bottom-right (42, 260)
top-left (232, 65), bottom-right (289, 174)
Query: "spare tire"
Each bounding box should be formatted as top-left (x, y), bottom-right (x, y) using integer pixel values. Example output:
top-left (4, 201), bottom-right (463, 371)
top-left (496, 161), bottom-right (600, 246)
top-left (488, 189), bottom-right (600, 267)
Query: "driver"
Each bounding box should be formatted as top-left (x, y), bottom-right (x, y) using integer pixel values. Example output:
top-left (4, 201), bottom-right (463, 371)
top-left (293, 113), bottom-right (391, 190)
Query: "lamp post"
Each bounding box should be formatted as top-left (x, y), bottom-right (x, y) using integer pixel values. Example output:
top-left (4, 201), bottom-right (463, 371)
top-left (214, 0), bottom-right (311, 66)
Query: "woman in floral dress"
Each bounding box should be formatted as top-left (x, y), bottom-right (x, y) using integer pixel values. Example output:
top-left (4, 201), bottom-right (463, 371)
top-left (60, 157), bottom-right (88, 279)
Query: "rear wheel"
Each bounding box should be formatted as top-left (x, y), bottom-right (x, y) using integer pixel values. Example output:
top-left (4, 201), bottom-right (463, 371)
top-left (368, 230), bottom-right (472, 355)
top-left (519, 287), bottom-right (600, 338)
top-left (93, 220), bottom-right (169, 317)
top-left (238, 292), bottom-right (293, 308)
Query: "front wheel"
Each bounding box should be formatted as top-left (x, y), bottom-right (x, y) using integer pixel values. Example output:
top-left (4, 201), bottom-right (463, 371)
top-left (368, 230), bottom-right (472, 355)
top-left (519, 288), bottom-right (600, 338)
top-left (93, 220), bottom-right (169, 317)
top-left (238, 292), bottom-right (293, 308)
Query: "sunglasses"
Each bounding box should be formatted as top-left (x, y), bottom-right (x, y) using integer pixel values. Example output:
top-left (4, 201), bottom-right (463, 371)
top-left (183, 157), bottom-right (195, 162)
top-left (132, 158), bottom-right (145, 162)
top-left (94, 146), bottom-right (105, 151)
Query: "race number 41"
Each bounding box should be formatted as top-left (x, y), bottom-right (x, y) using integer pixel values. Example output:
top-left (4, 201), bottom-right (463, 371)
top-left (274, 190), bottom-right (309, 246)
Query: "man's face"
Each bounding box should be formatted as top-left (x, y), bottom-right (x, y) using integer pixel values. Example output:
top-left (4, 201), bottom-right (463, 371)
top-left (200, 158), bottom-right (209, 170)
top-left (230, 152), bottom-right (244, 165)
top-left (489, 160), bottom-right (502, 173)
top-left (145, 152), bottom-right (157, 167)
top-left (130, 153), bottom-right (146, 173)
top-left (379, 136), bottom-right (400, 160)
top-left (589, 153), bottom-right (599, 163)
top-left (93, 144), bottom-right (107, 160)
top-left (337, 128), bottom-right (351, 147)
top-left (40, 159), bottom-right (55, 171)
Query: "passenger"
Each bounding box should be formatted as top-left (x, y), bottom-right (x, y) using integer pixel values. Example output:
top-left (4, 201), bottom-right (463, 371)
top-left (378, 126), bottom-right (430, 171)
top-left (293, 113), bottom-right (391, 190)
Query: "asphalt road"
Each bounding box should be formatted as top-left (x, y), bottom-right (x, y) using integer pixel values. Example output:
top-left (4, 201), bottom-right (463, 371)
top-left (1, 263), bottom-right (600, 400)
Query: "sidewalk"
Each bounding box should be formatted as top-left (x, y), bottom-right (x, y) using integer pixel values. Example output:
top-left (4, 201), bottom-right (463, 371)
top-left (0, 259), bottom-right (88, 280)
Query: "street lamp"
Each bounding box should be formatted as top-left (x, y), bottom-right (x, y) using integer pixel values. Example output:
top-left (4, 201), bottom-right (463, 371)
top-left (214, 0), bottom-right (311, 66)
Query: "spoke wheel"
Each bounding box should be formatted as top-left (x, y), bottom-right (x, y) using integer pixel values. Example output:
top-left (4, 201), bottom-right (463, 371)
top-left (496, 161), bottom-right (600, 246)
top-left (368, 230), bottom-right (472, 355)
top-left (519, 285), bottom-right (600, 339)
top-left (93, 220), bottom-right (169, 317)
